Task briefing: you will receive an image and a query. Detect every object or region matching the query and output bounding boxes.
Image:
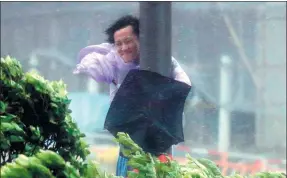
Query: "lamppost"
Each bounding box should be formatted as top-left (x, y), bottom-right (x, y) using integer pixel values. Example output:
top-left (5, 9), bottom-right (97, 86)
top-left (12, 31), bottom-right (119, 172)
top-left (139, 2), bottom-right (172, 154)
top-left (139, 2), bottom-right (172, 77)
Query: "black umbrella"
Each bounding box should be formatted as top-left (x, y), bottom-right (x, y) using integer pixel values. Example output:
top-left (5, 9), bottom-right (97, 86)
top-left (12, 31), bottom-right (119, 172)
top-left (104, 69), bottom-right (191, 155)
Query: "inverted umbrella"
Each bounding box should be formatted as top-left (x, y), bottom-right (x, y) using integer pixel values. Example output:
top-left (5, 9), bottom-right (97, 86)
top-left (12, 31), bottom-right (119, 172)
top-left (104, 69), bottom-right (191, 155)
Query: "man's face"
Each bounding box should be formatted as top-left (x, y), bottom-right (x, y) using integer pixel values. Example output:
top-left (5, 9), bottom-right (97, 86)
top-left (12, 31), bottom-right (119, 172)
top-left (114, 25), bottom-right (139, 63)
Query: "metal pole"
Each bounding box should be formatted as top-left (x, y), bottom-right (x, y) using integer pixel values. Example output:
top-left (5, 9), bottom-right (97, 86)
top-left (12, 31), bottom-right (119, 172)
top-left (218, 55), bottom-right (232, 152)
top-left (139, 2), bottom-right (172, 155)
top-left (139, 2), bottom-right (172, 77)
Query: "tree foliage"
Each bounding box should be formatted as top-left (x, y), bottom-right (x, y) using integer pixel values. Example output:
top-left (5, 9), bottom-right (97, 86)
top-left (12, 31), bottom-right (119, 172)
top-left (0, 56), bottom-right (89, 170)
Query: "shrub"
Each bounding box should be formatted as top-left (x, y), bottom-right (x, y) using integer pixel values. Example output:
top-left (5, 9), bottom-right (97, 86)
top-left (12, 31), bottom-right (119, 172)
top-left (0, 56), bottom-right (89, 170)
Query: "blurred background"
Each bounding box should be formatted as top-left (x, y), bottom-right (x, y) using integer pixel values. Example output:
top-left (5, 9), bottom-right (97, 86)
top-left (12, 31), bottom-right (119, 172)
top-left (1, 2), bottom-right (286, 175)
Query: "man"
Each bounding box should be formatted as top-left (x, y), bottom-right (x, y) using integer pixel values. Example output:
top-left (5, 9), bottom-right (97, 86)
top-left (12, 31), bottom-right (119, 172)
top-left (73, 15), bottom-right (191, 177)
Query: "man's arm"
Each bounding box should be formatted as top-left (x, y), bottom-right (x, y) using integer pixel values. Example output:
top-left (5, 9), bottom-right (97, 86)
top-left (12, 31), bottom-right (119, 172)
top-left (171, 57), bottom-right (191, 86)
top-left (73, 43), bottom-right (117, 84)
top-left (77, 43), bottom-right (113, 62)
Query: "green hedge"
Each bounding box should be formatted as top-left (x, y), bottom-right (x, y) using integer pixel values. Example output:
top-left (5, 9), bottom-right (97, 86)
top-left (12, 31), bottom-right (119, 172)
top-left (0, 56), bottom-right (89, 169)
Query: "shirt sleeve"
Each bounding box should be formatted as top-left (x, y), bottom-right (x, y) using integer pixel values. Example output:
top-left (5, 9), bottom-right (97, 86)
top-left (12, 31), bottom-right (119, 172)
top-left (171, 57), bottom-right (192, 86)
top-left (73, 43), bottom-right (117, 84)
top-left (77, 43), bottom-right (114, 62)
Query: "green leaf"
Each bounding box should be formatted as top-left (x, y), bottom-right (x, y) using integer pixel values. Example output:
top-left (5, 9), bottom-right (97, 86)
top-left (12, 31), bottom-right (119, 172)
top-left (0, 114), bottom-right (17, 123)
top-left (0, 140), bottom-right (11, 150)
top-left (24, 144), bottom-right (34, 152)
top-left (9, 135), bottom-right (24, 142)
top-left (0, 101), bottom-right (8, 113)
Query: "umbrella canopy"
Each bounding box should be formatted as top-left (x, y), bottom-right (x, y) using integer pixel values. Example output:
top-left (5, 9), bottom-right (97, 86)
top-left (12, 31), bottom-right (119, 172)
top-left (104, 69), bottom-right (191, 155)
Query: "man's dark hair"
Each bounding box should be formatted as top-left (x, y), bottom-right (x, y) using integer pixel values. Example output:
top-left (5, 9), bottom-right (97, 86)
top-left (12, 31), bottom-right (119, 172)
top-left (105, 15), bottom-right (139, 44)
